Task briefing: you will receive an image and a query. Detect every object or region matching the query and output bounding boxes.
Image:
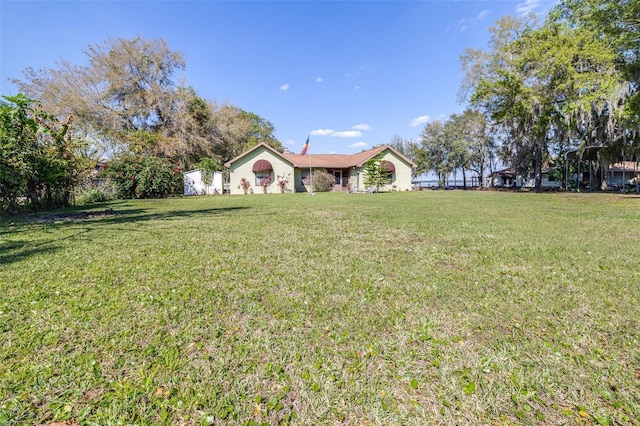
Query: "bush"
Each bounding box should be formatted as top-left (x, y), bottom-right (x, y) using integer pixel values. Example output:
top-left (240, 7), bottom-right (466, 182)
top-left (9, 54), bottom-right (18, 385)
top-left (312, 170), bottom-right (335, 192)
top-left (101, 154), bottom-right (183, 199)
top-left (73, 179), bottom-right (118, 205)
top-left (1, 94), bottom-right (80, 214)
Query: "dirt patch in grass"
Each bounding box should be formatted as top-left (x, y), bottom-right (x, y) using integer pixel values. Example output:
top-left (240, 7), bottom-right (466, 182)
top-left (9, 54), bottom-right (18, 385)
top-left (29, 208), bottom-right (121, 223)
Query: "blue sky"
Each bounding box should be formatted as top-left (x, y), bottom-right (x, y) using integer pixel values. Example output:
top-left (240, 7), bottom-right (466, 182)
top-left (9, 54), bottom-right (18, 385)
top-left (1, 0), bottom-right (557, 155)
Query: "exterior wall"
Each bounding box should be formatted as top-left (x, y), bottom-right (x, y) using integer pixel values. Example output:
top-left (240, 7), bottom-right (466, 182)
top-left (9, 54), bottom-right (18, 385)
top-left (348, 168), bottom-right (360, 191)
top-left (228, 147), bottom-right (295, 194)
top-left (293, 168), bottom-right (309, 193)
top-left (523, 174), bottom-right (561, 189)
top-left (184, 170), bottom-right (223, 195)
top-left (363, 150), bottom-right (413, 191)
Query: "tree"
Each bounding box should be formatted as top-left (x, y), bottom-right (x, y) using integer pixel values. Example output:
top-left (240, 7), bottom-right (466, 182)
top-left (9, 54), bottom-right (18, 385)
top-left (362, 156), bottom-right (390, 192)
top-left (0, 95), bottom-right (80, 213)
top-left (388, 135), bottom-right (422, 177)
top-left (12, 37), bottom-right (187, 155)
top-left (417, 120), bottom-right (454, 188)
top-left (552, 0), bottom-right (640, 124)
top-left (451, 109), bottom-right (496, 188)
top-left (551, 0), bottom-right (640, 165)
top-left (208, 104), bottom-right (282, 164)
top-left (195, 157), bottom-right (221, 188)
top-left (11, 37), bottom-right (283, 172)
top-left (463, 16), bottom-right (620, 189)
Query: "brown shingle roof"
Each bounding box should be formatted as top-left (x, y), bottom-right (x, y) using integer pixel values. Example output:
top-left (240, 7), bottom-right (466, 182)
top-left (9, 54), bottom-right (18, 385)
top-left (224, 143), bottom-right (416, 169)
top-left (282, 145), bottom-right (415, 168)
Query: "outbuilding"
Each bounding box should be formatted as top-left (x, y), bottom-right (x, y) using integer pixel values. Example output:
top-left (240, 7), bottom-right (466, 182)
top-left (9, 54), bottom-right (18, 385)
top-left (183, 170), bottom-right (224, 195)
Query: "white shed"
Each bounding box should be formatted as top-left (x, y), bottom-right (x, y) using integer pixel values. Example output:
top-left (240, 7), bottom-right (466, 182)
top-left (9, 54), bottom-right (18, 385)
top-left (183, 170), bottom-right (223, 195)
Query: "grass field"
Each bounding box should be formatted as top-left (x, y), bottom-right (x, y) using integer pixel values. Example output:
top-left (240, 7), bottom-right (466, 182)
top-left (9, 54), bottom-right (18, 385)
top-left (1, 191), bottom-right (638, 425)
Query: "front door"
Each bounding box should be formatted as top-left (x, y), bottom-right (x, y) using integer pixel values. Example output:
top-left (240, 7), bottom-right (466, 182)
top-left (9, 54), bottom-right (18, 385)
top-left (333, 170), bottom-right (342, 191)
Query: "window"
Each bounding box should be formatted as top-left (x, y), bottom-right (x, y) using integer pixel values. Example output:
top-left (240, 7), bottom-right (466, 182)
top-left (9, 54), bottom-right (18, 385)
top-left (301, 170), bottom-right (311, 185)
top-left (252, 160), bottom-right (273, 186)
top-left (386, 171), bottom-right (394, 184)
top-left (383, 161), bottom-right (395, 184)
top-left (255, 173), bottom-right (271, 186)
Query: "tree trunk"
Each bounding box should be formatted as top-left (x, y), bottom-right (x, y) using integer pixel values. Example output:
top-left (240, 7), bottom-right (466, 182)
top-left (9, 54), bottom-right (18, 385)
top-left (534, 142), bottom-right (543, 191)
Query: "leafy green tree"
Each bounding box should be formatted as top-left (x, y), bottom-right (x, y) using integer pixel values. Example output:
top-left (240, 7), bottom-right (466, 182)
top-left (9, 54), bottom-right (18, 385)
top-left (195, 157), bottom-right (221, 187)
top-left (464, 15), bottom-right (620, 189)
top-left (552, 0), bottom-right (640, 124)
top-left (449, 109), bottom-right (496, 188)
top-left (418, 120), bottom-right (454, 188)
top-left (0, 94), bottom-right (80, 213)
top-left (101, 154), bottom-right (183, 199)
top-left (363, 156), bottom-right (391, 192)
top-left (550, 0), bottom-right (640, 166)
top-left (208, 104), bottom-right (282, 164)
top-left (388, 135), bottom-right (422, 177)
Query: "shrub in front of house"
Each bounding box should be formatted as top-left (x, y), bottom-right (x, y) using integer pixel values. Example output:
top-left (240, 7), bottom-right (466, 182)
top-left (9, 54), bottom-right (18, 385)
top-left (239, 178), bottom-right (251, 194)
top-left (260, 175), bottom-right (272, 194)
top-left (312, 170), bottom-right (335, 192)
top-left (101, 155), bottom-right (183, 199)
top-left (276, 173), bottom-right (290, 193)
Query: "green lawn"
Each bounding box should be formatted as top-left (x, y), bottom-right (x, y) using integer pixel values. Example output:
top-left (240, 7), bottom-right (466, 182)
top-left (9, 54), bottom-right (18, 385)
top-left (1, 191), bottom-right (638, 425)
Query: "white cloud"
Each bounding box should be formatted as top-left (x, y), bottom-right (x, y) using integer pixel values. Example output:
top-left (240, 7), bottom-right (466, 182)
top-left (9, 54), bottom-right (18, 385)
top-left (310, 129), bottom-right (362, 138)
top-left (354, 85), bottom-right (360, 91)
top-left (516, 0), bottom-right (540, 16)
top-left (472, 10), bottom-right (491, 23)
top-left (410, 115), bottom-right (431, 127)
top-left (283, 139), bottom-right (295, 146)
top-left (315, 77), bottom-right (323, 83)
top-left (352, 123), bottom-right (371, 131)
top-left (280, 83), bottom-right (290, 91)
top-left (333, 130), bottom-right (362, 138)
top-left (310, 129), bottom-right (334, 136)
top-left (458, 9), bottom-right (491, 31)
top-left (349, 142), bottom-right (367, 149)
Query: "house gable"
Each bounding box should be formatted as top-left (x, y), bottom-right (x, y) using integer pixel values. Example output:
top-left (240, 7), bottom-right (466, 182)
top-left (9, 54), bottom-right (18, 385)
top-left (225, 143), bottom-right (295, 194)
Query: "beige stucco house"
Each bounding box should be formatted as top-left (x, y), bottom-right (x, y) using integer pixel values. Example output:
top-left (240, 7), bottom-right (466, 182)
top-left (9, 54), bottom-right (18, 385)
top-left (224, 143), bottom-right (416, 194)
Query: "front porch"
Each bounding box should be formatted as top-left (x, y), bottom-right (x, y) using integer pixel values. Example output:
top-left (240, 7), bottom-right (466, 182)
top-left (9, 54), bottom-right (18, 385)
top-left (329, 169), bottom-right (350, 191)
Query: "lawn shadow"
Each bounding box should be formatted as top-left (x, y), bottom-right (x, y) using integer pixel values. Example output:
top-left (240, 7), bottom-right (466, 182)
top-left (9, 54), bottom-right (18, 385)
top-left (0, 228), bottom-right (91, 267)
top-left (0, 205), bottom-right (250, 267)
top-left (92, 205), bottom-right (250, 226)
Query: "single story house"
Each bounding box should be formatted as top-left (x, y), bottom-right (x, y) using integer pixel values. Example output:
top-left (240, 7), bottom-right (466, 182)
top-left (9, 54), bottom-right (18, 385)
top-left (491, 167), bottom-right (561, 189)
top-left (490, 169), bottom-right (520, 188)
top-left (602, 161), bottom-right (639, 191)
top-left (223, 143), bottom-right (416, 194)
top-left (183, 169), bottom-right (224, 195)
top-left (523, 167), bottom-right (562, 189)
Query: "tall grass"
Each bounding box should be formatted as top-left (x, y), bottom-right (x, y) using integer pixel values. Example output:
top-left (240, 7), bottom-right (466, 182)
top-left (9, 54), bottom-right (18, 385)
top-left (1, 191), bottom-right (638, 425)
